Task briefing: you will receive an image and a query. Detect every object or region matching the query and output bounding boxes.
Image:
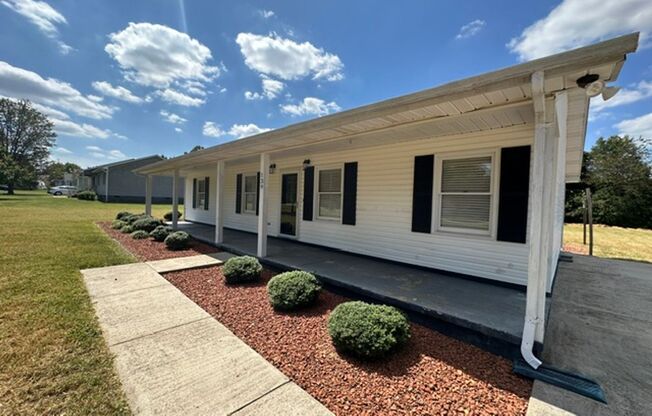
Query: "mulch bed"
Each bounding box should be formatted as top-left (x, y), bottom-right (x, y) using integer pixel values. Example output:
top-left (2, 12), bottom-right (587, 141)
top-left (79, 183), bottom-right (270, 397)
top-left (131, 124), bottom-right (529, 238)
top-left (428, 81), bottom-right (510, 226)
top-left (562, 243), bottom-right (589, 256)
top-left (164, 266), bottom-right (532, 415)
top-left (98, 222), bottom-right (218, 261)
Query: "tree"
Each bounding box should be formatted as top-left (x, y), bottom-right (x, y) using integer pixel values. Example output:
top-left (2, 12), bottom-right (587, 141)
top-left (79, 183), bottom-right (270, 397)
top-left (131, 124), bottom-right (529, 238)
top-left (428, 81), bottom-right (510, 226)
top-left (43, 161), bottom-right (82, 186)
top-left (0, 99), bottom-right (56, 194)
top-left (184, 145), bottom-right (204, 154)
top-left (565, 135), bottom-right (652, 229)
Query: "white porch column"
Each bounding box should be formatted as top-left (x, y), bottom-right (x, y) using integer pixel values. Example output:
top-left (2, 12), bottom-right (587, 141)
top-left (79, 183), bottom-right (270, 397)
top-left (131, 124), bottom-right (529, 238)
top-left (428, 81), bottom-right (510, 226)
top-left (257, 153), bottom-right (269, 257)
top-left (172, 169), bottom-right (179, 230)
top-left (145, 175), bottom-right (152, 216)
top-left (214, 160), bottom-right (225, 244)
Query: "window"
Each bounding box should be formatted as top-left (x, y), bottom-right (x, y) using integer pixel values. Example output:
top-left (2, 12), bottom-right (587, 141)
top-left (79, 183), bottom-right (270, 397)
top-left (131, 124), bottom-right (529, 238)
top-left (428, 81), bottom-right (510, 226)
top-left (318, 168), bottom-right (342, 219)
top-left (438, 155), bottom-right (493, 234)
top-left (243, 174), bottom-right (257, 214)
top-left (197, 178), bottom-right (207, 210)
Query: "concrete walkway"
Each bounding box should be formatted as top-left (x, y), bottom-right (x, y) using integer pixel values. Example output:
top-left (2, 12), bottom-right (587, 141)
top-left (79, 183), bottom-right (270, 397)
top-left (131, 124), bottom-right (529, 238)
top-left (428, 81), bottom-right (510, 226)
top-left (82, 261), bottom-right (333, 416)
top-left (145, 252), bottom-right (235, 273)
top-left (527, 255), bottom-right (652, 416)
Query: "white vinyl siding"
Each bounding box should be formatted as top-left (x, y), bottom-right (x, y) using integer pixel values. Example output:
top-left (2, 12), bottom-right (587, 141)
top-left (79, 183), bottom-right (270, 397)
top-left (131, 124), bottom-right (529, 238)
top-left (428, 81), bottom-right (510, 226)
top-left (438, 155), bottom-right (493, 234)
top-left (187, 124), bottom-right (534, 286)
top-left (317, 168), bottom-right (342, 219)
top-left (243, 174), bottom-right (257, 214)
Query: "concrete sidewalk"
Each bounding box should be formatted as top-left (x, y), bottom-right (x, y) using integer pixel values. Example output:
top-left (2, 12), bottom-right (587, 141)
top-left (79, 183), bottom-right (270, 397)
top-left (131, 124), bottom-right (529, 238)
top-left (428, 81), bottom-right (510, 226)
top-left (82, 262), bottom-right (333, 416)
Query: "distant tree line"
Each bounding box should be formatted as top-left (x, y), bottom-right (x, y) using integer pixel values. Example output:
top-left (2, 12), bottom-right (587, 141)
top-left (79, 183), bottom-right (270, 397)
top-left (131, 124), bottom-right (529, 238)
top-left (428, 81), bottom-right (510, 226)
top-left (566, 135), bottom-right (652, 229)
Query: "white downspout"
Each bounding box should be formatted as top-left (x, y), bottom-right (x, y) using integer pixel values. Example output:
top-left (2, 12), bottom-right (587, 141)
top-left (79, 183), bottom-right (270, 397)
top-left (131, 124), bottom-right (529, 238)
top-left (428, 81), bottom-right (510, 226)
top-left (521, 70), bottom-right (547, 369)
top-left (105, 167), bottom-right (109, 203)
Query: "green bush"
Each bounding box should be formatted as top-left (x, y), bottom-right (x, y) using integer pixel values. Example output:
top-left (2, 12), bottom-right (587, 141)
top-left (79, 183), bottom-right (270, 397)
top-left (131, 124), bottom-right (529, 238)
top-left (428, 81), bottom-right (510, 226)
top-left (163, 210), bottom-right (183, 221)
top-left (131, 230), bottom-right (149, 239)
top-left (111, 219), bottom-right (126, 229)
top-left (132, 217), bottom-right (163, 232)
top-left (123, 213), bottom-right (146, 225)
top-left (150, 225), bottom-right (172, 242)
top-left (267, 271), bottom-right (321, 310)
top-left (164, 231), bottom-right (190, 250)
top-left (120, 224), bottom-right (134, 234)
top-left (76, 190), bottom-right (96, 200)
top-left (116, 211), bottom-right (132, 220)
top-left (328, 301), bottom-right (410, 359)
top-left (223, 256), bottom-right (262, 284)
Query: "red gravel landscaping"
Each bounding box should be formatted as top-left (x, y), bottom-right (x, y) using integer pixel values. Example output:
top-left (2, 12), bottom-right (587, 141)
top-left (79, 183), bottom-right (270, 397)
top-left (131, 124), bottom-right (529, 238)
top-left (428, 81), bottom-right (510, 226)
top-left (163, 266), bottom-right (532, 415)
top-left (98, 222), bottom-right (218, 261)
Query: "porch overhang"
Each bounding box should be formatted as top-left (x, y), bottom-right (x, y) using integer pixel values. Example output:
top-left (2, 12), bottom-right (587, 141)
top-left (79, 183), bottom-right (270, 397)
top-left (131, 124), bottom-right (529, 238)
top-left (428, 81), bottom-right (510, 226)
top-left (135, 33), bottom-right (638, 183)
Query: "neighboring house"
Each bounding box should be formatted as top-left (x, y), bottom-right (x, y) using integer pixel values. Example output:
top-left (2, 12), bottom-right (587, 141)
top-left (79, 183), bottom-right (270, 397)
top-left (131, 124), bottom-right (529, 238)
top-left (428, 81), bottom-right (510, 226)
top-left (52, 172), bottom-right (90, 189)
top-left (135, 34), bottom-right (639, 368)
top-left (84, 155), bottom-right (184, 203)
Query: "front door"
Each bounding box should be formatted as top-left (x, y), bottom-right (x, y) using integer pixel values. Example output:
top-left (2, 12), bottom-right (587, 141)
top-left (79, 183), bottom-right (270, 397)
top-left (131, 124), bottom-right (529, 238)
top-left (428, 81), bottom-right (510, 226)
top-left (280, 172), bottom-right (298, 236)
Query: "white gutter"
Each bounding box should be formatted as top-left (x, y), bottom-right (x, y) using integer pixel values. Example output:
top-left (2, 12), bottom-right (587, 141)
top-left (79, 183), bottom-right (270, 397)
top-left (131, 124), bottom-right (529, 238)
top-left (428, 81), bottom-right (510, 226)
top-left (521, 70), bottom-right (546, 369)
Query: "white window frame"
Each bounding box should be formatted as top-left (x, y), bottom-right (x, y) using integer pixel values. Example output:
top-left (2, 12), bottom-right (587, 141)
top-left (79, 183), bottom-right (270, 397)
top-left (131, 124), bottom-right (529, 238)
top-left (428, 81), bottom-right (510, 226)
top-left (433, 149), bottom-right (500, 237)
top-left (242, 173), bottom-right (257, 215)
top-left (197, 178), bottom-right (207, 211)
top-left (315, 165), bottom-right (344, 222)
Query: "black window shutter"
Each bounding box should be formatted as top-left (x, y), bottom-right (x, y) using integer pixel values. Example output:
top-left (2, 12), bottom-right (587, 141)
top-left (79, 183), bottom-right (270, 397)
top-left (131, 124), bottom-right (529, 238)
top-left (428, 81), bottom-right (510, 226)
top-left (342, 162), bottom-right (358, 225)
top-left (411, 155), bottom-right (434, 233)
top-left (192, 178), bottom-right (197, 209)
top-left (204, 176), bottom-right (210, 210)
top-left (235, 174), bottom-right (242, 213)
top-left (255, 172), bottom-right (260, 216)
top-left (303, 166), bottom-right (314, 221)
top-left (497, 146), bottom-right (531, 243)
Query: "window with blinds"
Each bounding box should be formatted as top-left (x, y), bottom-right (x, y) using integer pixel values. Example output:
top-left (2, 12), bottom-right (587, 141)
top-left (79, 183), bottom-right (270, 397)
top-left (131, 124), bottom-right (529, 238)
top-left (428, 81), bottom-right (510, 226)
top-left (439, 155), bottom-right (493, 233)
top-left (318, 168), bottom-right (342, 219)
top-left (243, 174), bottom-right (257, 214)
top-left (197, 178), bottom-right (207, 210)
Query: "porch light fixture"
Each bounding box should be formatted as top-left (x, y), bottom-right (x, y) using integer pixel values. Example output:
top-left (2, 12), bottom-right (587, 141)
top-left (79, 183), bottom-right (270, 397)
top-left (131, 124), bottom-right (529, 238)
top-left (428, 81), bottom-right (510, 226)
top-left (302, 159), bottom-right (311, 169)
top-left (269, 163), bottom-right (276, 174)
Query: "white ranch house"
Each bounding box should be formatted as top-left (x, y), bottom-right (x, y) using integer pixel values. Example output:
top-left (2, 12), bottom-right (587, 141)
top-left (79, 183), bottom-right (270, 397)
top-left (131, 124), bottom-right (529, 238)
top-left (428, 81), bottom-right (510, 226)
top-left (136, 34), bottom-right (639, 368)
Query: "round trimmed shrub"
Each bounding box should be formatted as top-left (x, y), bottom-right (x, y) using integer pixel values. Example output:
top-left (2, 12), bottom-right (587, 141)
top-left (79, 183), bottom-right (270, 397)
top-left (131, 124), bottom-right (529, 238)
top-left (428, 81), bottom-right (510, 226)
top-left (328, 301), bottom-right (410, 359)
top-left (111, 219), bottom-right (126, 229)
top-left (150, 225), bottom-right (172, 242)
top-left (163, 210), bottom-right (183, 221)
top-left (120, 224), bottom-right (134, 234)
top-left (132, 217), bottom-right (163, 232)
top-left (131, 230), bottom-right (149, 239)
top-left (124, 213), bottom-right (146, 225)
top-left (164, 231), bottom-right (190, 250)
top-left (267, 271), bottom-right (321, 310)
top-left (223, 256), bottom-right (262, 284)
top-left (116, 211), bottom-right (132, 220)
top-left (76, 190), bottom-right (96, 200)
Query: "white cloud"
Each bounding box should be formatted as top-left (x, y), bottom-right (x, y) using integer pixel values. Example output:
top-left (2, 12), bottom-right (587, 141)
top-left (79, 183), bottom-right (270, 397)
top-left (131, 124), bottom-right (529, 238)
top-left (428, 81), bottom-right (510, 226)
top-left (30, 102), bottom-right (69, 119)
top-left (1, 0), bottom-right (72, 54)
top-left (0, 61), bottom-right (114, 119)
top-left (105, 22), bottom-right (220, 90)
top-left (236, 32), bottom-right (343, 81)
top-left (160, 110), bottom-right (187, 124)
top-left (507, 0), bottom-right (652, 61)
top-left (53, 118), bottom-right (113, 139)
top-left (174, 127), bottom-right (182, 133)
top-left (202, 121), bottom-right (272, 139)
top-left (86, 145), bottom-right (101, 151)
top-left (156, 88), bottom-right (205, 107)
top-left (52, 146), bottom-right (71, 154)
top-left (108, 149), bottom-right (125, 159)
top-left (259, 10), bottom-right (274, 18)
top-left (616, 112), bottom-right (652, 138)
top-left (202, 121), bottom-right (225, 137)
top-left (591, 81), bottom-right (652, 112)
top-left (85, 145), bottom-right (126, 160)
top-left (245, 75), bottom-right (285, 100)
top-left (456, 19), bottom-right (486, 39)
top-left (280, 97), bottom-right (341, 117)
top-left (227, 123), bottom-right (272, 138)
top-left (92, 81), bottom-right (142, 103)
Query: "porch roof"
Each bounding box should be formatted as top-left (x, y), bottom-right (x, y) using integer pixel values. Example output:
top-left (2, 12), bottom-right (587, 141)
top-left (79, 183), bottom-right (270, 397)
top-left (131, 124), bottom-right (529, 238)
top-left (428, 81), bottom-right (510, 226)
top-left (136, 33), bottom-right (639, 182)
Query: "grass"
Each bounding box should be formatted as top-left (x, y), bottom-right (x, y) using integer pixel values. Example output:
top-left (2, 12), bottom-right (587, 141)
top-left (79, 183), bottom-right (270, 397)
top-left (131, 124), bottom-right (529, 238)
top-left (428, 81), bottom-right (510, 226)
top-left (0, 190), bottom-right (181, 415)
top-left (564, 223), bottom-right (652, 263)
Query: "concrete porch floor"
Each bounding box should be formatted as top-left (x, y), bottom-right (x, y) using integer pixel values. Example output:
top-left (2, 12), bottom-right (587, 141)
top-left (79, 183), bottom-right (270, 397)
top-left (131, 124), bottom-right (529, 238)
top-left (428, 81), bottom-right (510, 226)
top-left (176, 221), bottom-right (537, 355)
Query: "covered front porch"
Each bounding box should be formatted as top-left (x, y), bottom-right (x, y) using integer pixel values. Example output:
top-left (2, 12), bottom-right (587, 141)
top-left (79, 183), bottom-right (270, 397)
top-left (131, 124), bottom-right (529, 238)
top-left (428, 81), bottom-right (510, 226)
top-left (175, 221), bottom-right (541, 357)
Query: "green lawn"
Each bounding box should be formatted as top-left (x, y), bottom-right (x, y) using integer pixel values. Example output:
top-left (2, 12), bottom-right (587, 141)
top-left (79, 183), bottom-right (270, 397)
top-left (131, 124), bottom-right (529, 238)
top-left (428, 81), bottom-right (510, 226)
top-left (0, 190), bottom-right (181, 415)
top-left (564, 223), bottom-right (652, 263)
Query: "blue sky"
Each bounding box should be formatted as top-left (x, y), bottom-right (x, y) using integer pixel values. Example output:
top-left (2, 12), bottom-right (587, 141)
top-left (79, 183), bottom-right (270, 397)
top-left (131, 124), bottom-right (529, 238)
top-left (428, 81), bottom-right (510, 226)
top-left (0, 0), bottom-right (650, 168)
